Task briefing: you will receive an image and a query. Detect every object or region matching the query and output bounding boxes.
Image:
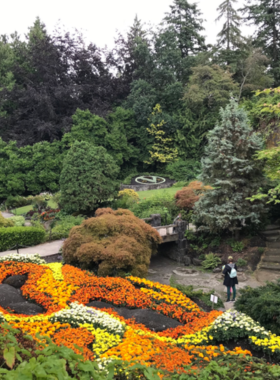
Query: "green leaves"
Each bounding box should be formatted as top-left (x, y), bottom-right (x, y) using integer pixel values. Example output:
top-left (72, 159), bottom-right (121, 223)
top-left (3, 347), bottom-right (16, 369)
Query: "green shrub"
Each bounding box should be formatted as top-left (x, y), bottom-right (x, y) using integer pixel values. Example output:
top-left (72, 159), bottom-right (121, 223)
top-left (258, 247), bottom-right (265, 254)
top-left (236, 258), bottom-right (247, 267)
top-left (48, 215), bottom-right (84, 241)
top-left (31, 195), bottom-right (48, 210)
top-left (9, 216), bottom-right (25, 227)
top-left (235, 280), bottom-right (280, 335)
top-left (165, 159), bottom-right (201, 182)
top-left (0, 212), bottom-right (14, 228)
top-left (129, 194), bottom-right (179, 225)
top-left (60, 141), bottom-right (120, 214)
top-left (202, 253), bottom-right (222, 270)
top-left (0, 227), bottom-right (45, 251)
top-left (5, 195), bottom-right (32, 209)
top-left (228, 239), bottom-right (245, 252)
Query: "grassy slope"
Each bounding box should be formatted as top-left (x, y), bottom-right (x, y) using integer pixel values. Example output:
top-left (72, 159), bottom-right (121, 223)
top-left (12, 199), bottom-right (58, 215)
top-left (136, 186), bottom-right (181, 200)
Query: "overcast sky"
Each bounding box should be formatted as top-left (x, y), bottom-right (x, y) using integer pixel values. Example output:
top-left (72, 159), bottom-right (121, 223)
top-left (0, 0), bottom-right (253, 47)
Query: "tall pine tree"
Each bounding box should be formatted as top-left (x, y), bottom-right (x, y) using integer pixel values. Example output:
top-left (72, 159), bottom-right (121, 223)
top-left (216, 0), bottom-right (244, 50)
top-left (241, 0), bottom-right (280, 85)
top-left (194, 99), bottom-right (265, 235)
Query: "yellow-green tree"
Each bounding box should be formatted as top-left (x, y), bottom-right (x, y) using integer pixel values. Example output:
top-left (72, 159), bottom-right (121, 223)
top-left (145, 104), bottom-right (178, 165)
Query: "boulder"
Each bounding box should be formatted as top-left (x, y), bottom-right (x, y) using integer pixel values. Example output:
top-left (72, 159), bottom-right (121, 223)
top-left (182, 256), bottom-right (191, 266)
top-left (213, 268), bottom-right (222, 273)
top-left (87, 302), bottom-right (182, 331)
top-left (9, 302), bottom-right (44, 315)
top-left (3, 275), bottom-right (28, 288)
top-left (116, 308), bottom-right (182, 331)
top-left (0, 284), bottom-right (26, 307)
top-left (192, 258), bottom-right (202, 266)
top-left (86, 301), bottom-right (118, 310)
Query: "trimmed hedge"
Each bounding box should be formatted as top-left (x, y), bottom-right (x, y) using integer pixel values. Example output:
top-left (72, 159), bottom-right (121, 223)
top-left (0, 227), bottom-right (46, 252)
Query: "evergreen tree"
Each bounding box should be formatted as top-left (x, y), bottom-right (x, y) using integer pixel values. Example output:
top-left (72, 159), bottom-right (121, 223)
top-left (60, 141), bottom-right (119, 214)
top-left (241, 0), bottom-right (280, 84)
top-left (163, 0), bottom-right (207, 58)
top-left (194, 99), bottom-right (265, 235)
top-left (216, 0), bottom-right (244, 50)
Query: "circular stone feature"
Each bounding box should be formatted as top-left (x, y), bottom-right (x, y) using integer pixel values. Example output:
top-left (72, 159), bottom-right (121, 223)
top-left (172, 268), bottom-right (198, 277)
top-left (135, 175), bottom-right (166, 185)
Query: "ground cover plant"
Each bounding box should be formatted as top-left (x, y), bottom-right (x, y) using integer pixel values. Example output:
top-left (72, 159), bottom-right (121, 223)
top-left (1, 255), bottom-right (280, 378)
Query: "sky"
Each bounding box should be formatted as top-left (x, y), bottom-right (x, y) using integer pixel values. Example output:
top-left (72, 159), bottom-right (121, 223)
top-left (0, 0), bottom-right (253, 48)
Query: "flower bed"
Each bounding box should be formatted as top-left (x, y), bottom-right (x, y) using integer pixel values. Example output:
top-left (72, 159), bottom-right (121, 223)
top-left (0, 255), bottom-right (279, 376)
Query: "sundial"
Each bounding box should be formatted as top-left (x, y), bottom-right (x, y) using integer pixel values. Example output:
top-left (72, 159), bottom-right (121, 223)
top-left (135, 175), bottom-right (166, 185)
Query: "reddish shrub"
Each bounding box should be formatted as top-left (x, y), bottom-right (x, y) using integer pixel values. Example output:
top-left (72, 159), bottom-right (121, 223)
top-left (175, 181), bottom-right (212, 210)
top-left (63, 208), bottom-right (162, 277)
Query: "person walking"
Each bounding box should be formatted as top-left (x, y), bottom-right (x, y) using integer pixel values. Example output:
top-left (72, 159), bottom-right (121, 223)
top-left (223, 256), bottom-right (238, 302)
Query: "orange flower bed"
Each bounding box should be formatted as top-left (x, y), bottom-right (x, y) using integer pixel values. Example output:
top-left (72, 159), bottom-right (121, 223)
top-left (0, 259), bottom-right (252, 375)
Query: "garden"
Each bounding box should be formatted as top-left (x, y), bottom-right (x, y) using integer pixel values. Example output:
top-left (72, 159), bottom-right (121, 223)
top-left (2, 4), bottom-right (280, 377)
top-left (1, 254), bottom-right (280, 379)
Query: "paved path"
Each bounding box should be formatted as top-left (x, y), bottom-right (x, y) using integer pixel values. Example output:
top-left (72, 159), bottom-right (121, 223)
top-left (0, 239), bottom-right (64, 257)
top-left (1, 211), bottom-right (14, 218)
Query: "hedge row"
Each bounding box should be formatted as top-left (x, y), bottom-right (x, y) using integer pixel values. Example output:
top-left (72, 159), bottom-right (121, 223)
top-left (0, 227), bottom-right (46, 252)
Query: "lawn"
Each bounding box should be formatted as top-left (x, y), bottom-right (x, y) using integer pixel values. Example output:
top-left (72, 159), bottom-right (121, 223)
top-left (12, 199), bottom-right (58, 215)
top-left (137, 185), bottom-right (181, 200)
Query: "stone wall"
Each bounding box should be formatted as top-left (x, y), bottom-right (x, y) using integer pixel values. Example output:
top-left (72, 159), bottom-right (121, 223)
top-left (120, 182), bottom-right (175, 191)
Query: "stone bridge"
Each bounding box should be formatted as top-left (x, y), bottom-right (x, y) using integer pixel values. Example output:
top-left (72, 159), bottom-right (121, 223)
top-left (142, 214), bottom-right (190, 264)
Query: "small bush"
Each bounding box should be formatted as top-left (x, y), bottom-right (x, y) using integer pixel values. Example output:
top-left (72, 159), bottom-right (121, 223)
top-left (236, 258), bottom-right (247, 267)
top-left (258, 247), bottom-right (265, 254)
top-left (118, 189), bottom-right (139, 201)
top-left (9, 216), bottom-right (25, 227)
top-left (175, 181), bottom-right (212, 211)
top-left (130, 194), bottom-right (179, 225)
top-left (48, 215), bottom-right (84, 241)
top-left (202, 253), bottom-right (222, 270)
top-left (32, 195), bottom-right (48, 210)
top-left (0, 227), bottom-right (45, 251)
top-left (63, 208), bottom-right (161, 277)
top-left (228, 239), bottom-right (244, 252)
top-left (0, 212), bottom-right (14, 228)
top-left (235, 279), bottom-right (280, 335)
top-left (5, 195), bottom-right (32, 209)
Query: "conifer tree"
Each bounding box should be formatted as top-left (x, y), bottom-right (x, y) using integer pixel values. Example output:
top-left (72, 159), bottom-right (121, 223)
top-left (194, 99), bottom-right (265, 235)
top-left (241, 0), bottom-right (280, 85)
top-left (216, 0), bottom-right (244, 50)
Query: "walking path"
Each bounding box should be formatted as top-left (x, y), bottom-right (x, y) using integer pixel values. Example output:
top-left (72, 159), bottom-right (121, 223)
top-left (1, 211), bottom-right (14, 218)
top-left (0, 240), bottom-right (64, 257)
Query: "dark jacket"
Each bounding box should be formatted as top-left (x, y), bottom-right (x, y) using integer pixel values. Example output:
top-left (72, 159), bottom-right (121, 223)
top-left (223, 263), bottom-right (238, 287)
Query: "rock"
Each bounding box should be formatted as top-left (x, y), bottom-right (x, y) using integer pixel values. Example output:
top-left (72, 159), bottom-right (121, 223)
top-left (3, 275), bottom-right (28, 288)
top-left (116, 308), bottom-right (182, 332)
top-left (148, 269), bottom-right (157, 274)
top-left (213, 268), bottom-right (222, 273)
top-left (173, 268), bottom-right (197, 277)
top-left (0, 284), bottom-right (26, 307)
top-left (192, 258), bottom-right (202, 266)
top-left (237, 268), bottom-right (244, 272)
top-left (87, 302), bottom-right (182, 331)
top-left (237, 273), bottom-right (248, 282)
top-left (250, 236), bottom-right (266, 248)
top-left (10, 302), bottom-right (44, 315)
top-left (86, 301), bottom-right (118, 310)
top-left (182, 256), bottom-right (191, 266)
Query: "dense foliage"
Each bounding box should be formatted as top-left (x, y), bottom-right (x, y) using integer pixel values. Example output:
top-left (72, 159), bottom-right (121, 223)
top-left (0, 226), bottom-right (45, 251)
top-left (62, 208), bottom-right (162, 276)
top-left (194, 99), bottom-right (265, 234)
top-left (235, 280), bottom-right (280, 335)
top-left (60, 141), bottom-right (120, 214)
